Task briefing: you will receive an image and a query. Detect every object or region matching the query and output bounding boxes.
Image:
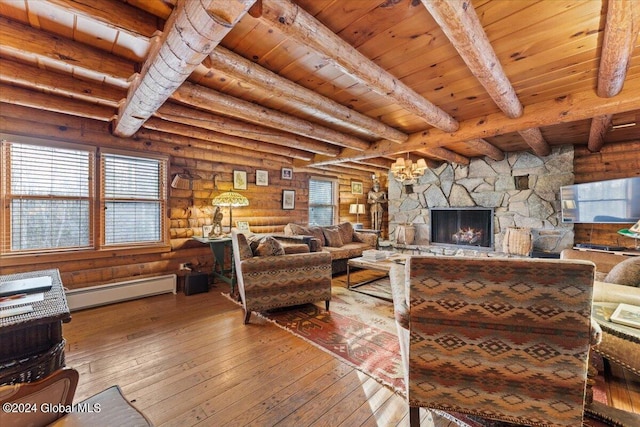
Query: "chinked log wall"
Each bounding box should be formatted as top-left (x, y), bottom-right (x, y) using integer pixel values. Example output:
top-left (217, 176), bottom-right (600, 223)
top-left (0, 106), bottom-right (375, 290)
top-left (573, 140), bottom-right (640, 247)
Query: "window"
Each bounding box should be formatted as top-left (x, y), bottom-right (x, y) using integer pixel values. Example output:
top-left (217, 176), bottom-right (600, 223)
top-left (102, 152), bottom-right (165, 245)
top-left (1, 138), bottom-right (167, 254)
top-left (2, 142), bottom-right (94, 252)
top-left (308, 177), bottom-right (337, 226)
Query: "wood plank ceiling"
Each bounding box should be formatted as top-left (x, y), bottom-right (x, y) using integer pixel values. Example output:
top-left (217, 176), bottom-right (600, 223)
top-left (0, 0), bottom-right (639, 176)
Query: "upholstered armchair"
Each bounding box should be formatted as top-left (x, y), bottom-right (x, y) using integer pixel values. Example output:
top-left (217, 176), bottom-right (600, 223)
top-left (390, 256), bottom-right (598, 427)
top-left (231, 230), bottom-right (332, 324)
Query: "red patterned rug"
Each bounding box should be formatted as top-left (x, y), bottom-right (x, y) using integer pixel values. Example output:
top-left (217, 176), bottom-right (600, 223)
top-left (227, 273), bottom-right (615, 427)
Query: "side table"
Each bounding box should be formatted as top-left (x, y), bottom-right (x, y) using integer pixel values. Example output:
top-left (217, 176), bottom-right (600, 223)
top-left (0, 269), bottom-right (71, 384)
top-left (586, 302), bottom-right (640, 426)
top-left (193, 237), bottom-right (236, 294)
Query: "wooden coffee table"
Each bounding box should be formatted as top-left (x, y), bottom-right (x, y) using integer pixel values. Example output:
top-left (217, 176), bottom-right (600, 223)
top-left (346, 254), bottom-right (408, 300)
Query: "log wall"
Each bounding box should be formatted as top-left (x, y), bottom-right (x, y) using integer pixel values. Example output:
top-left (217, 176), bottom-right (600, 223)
top-left (573, 140), bottom-right (640, 247)
top-left (0, 106), bottom-right (378, 290)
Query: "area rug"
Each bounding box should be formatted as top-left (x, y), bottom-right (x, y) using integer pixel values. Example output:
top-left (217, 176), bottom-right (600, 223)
top-left (225, 276), bottom-right (615, 427)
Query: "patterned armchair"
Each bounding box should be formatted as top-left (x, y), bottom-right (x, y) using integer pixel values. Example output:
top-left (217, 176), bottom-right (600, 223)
top-left (390, 256), bottom-right (598, 427)
top-left (231, 230), bottom-right (332, 324)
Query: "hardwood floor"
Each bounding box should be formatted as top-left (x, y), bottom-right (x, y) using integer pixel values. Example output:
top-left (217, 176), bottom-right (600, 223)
top-left (62, 277), bottom-right (640, 426)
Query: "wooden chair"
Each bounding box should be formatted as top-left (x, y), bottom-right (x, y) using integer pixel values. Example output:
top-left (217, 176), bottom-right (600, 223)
top-left (390, 256), bottom-right (598, 427)
top-left (0, 367), bottom-right (78, 427)
top-left (0, 368), bottom-right (153, 426)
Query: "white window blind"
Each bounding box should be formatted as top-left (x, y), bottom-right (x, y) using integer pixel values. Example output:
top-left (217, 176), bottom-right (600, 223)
top-left (2, 142), bottom-right (93, 252)
top-left (309, 178), bottom-right (336, 226)
top-left (102, 153), bottom-right (166, 245)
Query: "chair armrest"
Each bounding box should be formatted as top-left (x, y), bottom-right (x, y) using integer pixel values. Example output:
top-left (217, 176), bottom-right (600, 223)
top-left (353, 231), bottom-right (378, 248)
top-left (594, 281), bottom-right (640, 306)
top-left (270, 233), bottom-right (319, 251)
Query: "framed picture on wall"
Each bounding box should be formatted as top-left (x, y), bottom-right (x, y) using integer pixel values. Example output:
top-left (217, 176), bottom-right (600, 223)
top-left (235, 221), bottom-right (250, 232)
top-left (281, 167), bottom-right (293, 180)
top-left (351, 181), bottom-right (363, 195)
top-left (282, 190), bottom-right (295, 209)
top-left (233, 170), bottom-right (247, 190)
top-left (256, 170), bottom-right (269, 186)
top-left (202, 225), bottom-right (213, 238)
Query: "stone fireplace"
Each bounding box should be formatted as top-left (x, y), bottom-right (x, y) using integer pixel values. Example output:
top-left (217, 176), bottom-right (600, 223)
top-left (388, 146), bottom-right (575, 254)
top-left (430, 208), bottom-right (493, 249)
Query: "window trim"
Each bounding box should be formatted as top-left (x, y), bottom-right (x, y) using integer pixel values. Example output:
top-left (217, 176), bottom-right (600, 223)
top-left (308, 176), bottom-right (338, 226)
top-left (1, 135), bottom-right (169, 259)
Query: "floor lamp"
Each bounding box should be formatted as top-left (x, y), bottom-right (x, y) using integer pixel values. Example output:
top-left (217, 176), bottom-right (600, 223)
top-left (212, 191), bottom-right (249, 233)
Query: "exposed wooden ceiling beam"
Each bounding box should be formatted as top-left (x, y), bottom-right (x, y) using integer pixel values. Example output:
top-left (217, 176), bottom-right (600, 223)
top-left (46, 0), bottom-right (160, 39)
top-left (466, 139), bottom-right (504, 161)
top-left (306, 78), bottom-right (640, 166)
top-left (0, 105), bottom-right (290, 169)
top-left (157, 103), bottom-right (340, 157)
top-left (143, 118), bottom-right (311, 161)
top-left (0, 16), bottom-right (132, 87)
top-left (587, 114), bottom-right (613, 153)
top-left (421, 0), bottom-right (550, 157)
top-left (597, 0), bottom-right (639, 98)
top-left (112, 0), bottom-right (256, 137)
top-left (517, 127), bottom-right (550, 157)
top-left (421, 0), bottom-right (522, 118)
top-left (207, 47), bottom-right (407, 143)
top-left (417, 147), bottom-right (469, 165)
top-left (260, 0), bottom-right (458, 133)
top-left (0, 83), bottom-right (116, 121)
top-left (589, 0), bottom-right (638, 153)
top-left (0, 59), bottom-right (124, 107)
top-left (174, 81), bottom-right (370, 150)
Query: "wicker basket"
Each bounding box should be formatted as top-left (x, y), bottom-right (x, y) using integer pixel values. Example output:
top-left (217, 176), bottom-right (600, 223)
top-left (0, 340), bottom-right (65, 385)
top-left (503, 227), bottom-right (533, 256)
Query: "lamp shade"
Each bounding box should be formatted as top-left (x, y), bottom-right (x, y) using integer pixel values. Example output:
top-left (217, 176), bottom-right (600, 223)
top-left (349, 203), bottom-right (365, 214)
top-left (211, 191), bottom-right (249, 207)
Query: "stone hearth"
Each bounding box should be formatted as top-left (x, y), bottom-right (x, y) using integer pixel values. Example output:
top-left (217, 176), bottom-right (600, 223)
top-left (388, 146), bottom-right (575, 254)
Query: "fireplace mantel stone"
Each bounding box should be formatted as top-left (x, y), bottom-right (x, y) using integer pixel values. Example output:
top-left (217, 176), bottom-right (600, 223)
top-left (388, 146), bottom-right (575, 254)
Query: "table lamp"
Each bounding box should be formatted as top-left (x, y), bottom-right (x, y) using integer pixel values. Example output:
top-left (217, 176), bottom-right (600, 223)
top-left (349, 202), bottom-right (365, 229)
top-left (212, 191), bottom-right (249, 233)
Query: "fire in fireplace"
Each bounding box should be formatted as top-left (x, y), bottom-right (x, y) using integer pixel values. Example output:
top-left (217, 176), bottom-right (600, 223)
top-left (430, 208), bottom-right (494, 248)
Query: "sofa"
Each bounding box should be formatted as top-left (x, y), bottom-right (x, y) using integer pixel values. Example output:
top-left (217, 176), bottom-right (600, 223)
top-left (230, 230), bottom-right (332, 324)
top-left (284, 222), bottom-right (378, 275)
top-left (560, 249), bottom-right (640, 376)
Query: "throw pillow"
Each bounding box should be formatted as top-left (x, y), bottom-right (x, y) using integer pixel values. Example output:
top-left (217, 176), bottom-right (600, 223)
top-left (308, 226), bottom-right (326, 246)
top-left (323, 228), bottom-right (344, 248)
top-left (246, 234), bottom-right (262, 253)
top-left (604, 257), bottom-right (640, 287)
top-left (235, 233), bottom-right (254, 261)
top-left (336, 222), bottom-right (354, 243)
top-left (287, 223), bottom-right (310, 236)
top-left (254, 236), bottom-right (286, 257)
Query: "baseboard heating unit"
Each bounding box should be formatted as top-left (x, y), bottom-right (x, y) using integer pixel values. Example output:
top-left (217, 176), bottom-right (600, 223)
top-left (65, 274), bottom-right (177, 311)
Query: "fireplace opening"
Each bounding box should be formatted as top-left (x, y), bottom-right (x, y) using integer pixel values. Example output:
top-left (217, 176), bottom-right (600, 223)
top-left (430, 208), bottom-right (494, 248)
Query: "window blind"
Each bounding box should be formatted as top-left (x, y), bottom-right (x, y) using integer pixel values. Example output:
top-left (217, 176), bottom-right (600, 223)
top-left (308, 178), bottom-right (336, 226)
top-left (101, 153), bottom-right (166, 245)
top-left (2, 142), bottom-right (93, 252)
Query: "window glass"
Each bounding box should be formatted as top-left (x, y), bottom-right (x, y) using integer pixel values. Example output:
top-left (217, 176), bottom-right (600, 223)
top-left (102, 153), bottom-right (165, 245)
top-left (4, 142), bottom-right (92, 251)
top-left (309, 178), bottom-right (336, 226)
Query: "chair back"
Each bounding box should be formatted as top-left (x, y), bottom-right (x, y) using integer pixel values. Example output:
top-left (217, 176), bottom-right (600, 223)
top-left (0, 368), bottom-right (78, 427)
top-left (405, 256), bottom-right (595, 427)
